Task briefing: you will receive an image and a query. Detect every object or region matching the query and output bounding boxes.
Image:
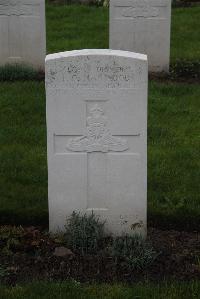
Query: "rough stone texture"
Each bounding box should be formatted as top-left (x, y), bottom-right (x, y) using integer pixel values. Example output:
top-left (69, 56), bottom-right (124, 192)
top-left (46, 49), bottom-right (148, 236)
top-left (0, 0), bottom-right (46, 70)
top-left (109, 0), bottom-right (171, 72)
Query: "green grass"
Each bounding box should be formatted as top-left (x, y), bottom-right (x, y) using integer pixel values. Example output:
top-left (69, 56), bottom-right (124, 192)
top-left (0, 281), bottom-right (199, 299)
top-left (171, 7), bottom-right (200, 62)
top-left (46, 4), bottom-right (200, 63)
top-left (46, 4), bottom-right (109, 53)
top-left (0, 81), bottom-right (199, 229)
top-left (148, 81), bottom-right (200, 229)
top-left (0, 82), bottom-right (47, 225)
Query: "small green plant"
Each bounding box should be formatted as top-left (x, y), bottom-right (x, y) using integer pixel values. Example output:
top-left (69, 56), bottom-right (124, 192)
top-left (160, 197), bottom-right (187, 212)
top-left (64, 212), bottom-right (157, 271)
top-left (170, 60), bottom-right (200, 80)
top-left (0, 226), bottom-right (25, 255)
top-left (108, 234), bottom-right (158, 271)
top-left (95, 0), bottom-right (109, 6)
top-left (65, 212), bottom-right (106, 254)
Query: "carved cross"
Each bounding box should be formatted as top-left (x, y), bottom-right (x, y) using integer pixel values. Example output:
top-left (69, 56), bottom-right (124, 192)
top-left (53, 99), bottom-right (142, 212)
top-left (66, 103), bottom-right (130, 210)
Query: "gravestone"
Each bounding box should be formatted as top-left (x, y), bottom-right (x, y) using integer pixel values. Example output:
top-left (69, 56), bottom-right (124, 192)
top-left (46, 49), bottom-right (148, 236)
top-left (110, 0), bottom-right (171, 72)
top-left (0, 0), bottom-right (46, 70)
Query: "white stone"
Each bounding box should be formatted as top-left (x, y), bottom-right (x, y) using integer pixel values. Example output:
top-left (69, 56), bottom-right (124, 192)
top-left (0, 0), bottom-right (46, 70)
top-left (109, 0), bottom-right (171, 72)
top-left (46, 49), bottom-right (148, 236)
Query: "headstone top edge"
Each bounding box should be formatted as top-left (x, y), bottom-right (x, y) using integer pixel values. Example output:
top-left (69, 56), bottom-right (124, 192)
top-left (45, 49), bottom-right (148, 63)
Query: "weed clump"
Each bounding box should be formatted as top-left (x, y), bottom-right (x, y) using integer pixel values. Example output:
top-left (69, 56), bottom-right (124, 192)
top-left (65, 212), bottom-right (157, 271)
top-left (0, 226), bottom-right (25, 255)
top-left (108, 234), bottom-right (158, 271)
top-left (64, 212), bottom-right (106, 255)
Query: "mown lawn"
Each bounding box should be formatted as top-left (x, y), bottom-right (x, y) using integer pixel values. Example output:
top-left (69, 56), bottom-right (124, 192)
top-left (46, 4), bottom-right (200, 63)
top-left (46, 4), bottom-right (109, 53)
top-left (0, 82), bottom-right (47, 225)
top-left (0, 81), bottom-right (199, 228)
top-left (0, 281), bottom-right (199, 299)
top-left (171, 7), bottom-right (200, 62)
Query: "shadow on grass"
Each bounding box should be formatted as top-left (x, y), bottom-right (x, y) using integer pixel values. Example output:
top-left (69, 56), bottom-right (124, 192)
top-left (0, 64), bottom-right (44, 82)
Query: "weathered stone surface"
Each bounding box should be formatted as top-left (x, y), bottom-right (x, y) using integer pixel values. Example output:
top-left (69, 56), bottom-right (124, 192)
top-left (46, 49), bottom-right (148, 236)
top-left (0, 0), bottom-right (46, 70)
top-left (109, 0), bottom-right (171, 72)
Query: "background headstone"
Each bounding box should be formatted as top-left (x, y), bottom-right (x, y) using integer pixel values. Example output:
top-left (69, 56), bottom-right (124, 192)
top-left (46, 49), bottom-right (148, 236)
top-left (110, 0), bottom-right (171, 72)
top-left (0, 0), bottom-right (46, 70)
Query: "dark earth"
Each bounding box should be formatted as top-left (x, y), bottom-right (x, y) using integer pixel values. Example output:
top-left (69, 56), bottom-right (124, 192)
top-left (0, 226), bottom-right (199, 286)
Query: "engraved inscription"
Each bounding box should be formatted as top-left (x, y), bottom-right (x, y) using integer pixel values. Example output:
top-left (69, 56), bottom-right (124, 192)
top-left (67, 105), bottom-right (129, 153)
top-left (46, 60), bottom-right (135, 88)
top-left (46, 57), bottom-right (147, 89)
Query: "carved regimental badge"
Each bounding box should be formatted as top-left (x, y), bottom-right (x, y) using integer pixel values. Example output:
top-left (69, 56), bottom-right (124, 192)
top-left (0, 1), bottom-right (34, 16)
top-left (120, 0), bottom-right (159, 19)
top-left (67, 105), bottom-right (129, 153)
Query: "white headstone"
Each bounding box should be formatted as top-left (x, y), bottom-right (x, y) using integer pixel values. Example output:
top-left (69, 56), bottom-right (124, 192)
top-left (46, 49), bottom-right (148, 236)
top-left (110, 0), bottom-right (171, 72)
top-left (0, 0), bottom-right (46, 70)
